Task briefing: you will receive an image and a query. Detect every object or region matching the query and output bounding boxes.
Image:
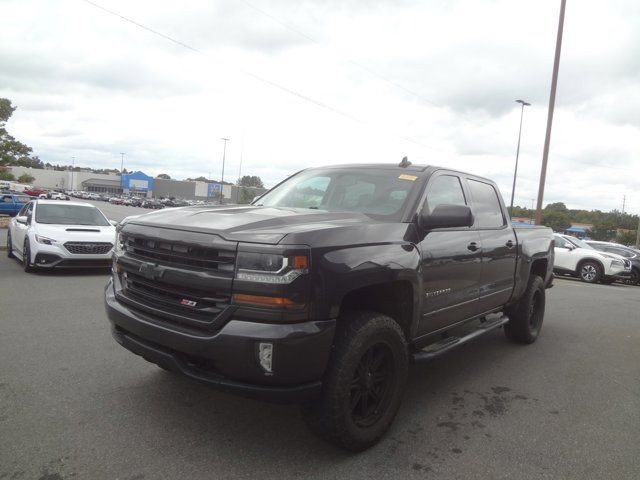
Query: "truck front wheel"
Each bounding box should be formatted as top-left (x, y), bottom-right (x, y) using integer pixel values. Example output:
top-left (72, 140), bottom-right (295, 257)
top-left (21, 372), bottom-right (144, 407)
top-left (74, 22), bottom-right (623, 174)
top-left (504, 275), bottom-right (545, 344)
top-left (301, 311), bottom-right (408, 451)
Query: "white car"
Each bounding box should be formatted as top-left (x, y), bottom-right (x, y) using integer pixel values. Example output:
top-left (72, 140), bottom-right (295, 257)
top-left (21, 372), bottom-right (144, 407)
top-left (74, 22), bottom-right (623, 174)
top-left (553, 234), bottom-right (631, 284)
top-left (6, 199), bottom-right (117, 272)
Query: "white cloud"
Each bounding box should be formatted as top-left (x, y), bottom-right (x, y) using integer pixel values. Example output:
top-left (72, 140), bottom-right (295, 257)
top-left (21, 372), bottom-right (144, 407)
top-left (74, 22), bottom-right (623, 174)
top-left (1, 0), bottom-right (639, 213)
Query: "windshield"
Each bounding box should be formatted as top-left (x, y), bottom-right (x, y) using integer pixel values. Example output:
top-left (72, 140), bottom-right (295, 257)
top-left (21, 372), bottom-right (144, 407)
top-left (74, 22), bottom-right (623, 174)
top-left (254, 168), bottom-right (420, 220)
top-left (35, 204), bottom-right (110, 226)
top-left (565, 236), bottom-right (594, 249)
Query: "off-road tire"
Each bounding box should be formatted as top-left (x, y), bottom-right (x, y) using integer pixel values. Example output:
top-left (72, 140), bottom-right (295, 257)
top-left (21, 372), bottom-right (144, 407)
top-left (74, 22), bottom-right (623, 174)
top-left (578, 260), bottom-right (602, 284)
top-left (504, 275), bottom-right (545, 344)
top-left (301, 311), bottom-right (408, 452)
top-left (6, 231), bottom-right (13, 258)
top-left (23, 240), bottom-right (33, 272)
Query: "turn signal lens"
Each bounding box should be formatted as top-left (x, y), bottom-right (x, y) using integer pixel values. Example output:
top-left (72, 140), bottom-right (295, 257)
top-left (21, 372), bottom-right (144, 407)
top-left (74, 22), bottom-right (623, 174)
top-left (292, 255), bottom-right (308, 269)
top-left (233, 294), bottom-right (304, 309)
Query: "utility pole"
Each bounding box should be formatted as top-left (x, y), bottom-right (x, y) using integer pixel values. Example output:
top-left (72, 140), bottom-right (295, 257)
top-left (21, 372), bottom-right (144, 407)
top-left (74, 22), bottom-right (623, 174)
top-left (220, 138), bottom-right (229, 203)
top-left (535, 0), bottom-right (567, 225)
top-left (71, 156), bottom-right (75, 190)
top-left (120, 153), bottom-right (125, 175)
top-left (510, 99), bottom-right (531, 216)
top-left (636, 217), bottom-right (640, 248)
top-left (622, 195), bottom-right (626, 214)
top-left (237, 136), bottom-right (244, 185)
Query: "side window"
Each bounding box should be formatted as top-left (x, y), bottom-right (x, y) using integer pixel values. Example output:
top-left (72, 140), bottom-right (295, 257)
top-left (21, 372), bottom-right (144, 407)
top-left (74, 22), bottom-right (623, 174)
top-left (25, 202), bottom-right (34, 220)
top-left (425, 175), bottom-right (467, 214)
top-left (17, 204), bottom-right (29, 216)
top-left (554, 236), bottom-right (568, 248)
top-left (3, 196), bottom-right (13, 203)
top-left (468, 180), bottom-right (506, 229)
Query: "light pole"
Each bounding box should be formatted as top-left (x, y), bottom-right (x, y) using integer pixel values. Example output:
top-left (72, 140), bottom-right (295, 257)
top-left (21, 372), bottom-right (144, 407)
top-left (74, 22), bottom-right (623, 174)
top-left (120, 153), bottom-right (125, 175)
top-left (509, 100), bottom-right (531, 217)
top-left (71, 156), bottom-right (75, 190)
top-left (535, 0), bottom-right (567, 224)
top-left (220, 138), bottom-right (229, 203)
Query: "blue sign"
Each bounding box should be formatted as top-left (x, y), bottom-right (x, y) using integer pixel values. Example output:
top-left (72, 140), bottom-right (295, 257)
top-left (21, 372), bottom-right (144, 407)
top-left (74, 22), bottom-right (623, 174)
top-left (121, 171), bottom-right (153, 191)
top-left (207, 183), bottom-right (222, 197)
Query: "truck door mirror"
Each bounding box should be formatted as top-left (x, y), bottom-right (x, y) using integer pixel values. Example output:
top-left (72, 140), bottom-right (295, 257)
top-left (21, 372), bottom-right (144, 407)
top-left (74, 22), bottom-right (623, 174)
top-left (16, 215), bottom-right (27, 225)
top-left (419, 204), bottom-right (474, 230)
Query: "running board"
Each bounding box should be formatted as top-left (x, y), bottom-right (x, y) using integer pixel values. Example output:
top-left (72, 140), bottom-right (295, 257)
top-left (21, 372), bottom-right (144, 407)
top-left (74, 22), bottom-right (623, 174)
top-left (411, 315), bottom-right (509, 363)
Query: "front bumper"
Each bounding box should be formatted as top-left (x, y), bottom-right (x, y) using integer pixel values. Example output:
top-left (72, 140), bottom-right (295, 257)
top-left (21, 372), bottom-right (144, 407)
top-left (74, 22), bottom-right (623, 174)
top-left (105, 279), bottom-right (335, 403)
top-left (32, 242), bottom-right (113, 268)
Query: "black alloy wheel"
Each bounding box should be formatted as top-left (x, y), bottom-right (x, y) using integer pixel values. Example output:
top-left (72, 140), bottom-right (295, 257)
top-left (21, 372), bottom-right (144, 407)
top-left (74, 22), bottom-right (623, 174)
top-left (350, 343), bottom-right (394, 429)
top-left (23, 240), bottom-right (33, 272)
top-left (6, 231), bottom-right (13, 258)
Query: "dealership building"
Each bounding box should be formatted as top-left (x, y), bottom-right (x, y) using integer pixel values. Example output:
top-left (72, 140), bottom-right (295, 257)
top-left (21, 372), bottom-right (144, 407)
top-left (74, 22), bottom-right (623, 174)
top-left (7, 166), bottom-right (264, 202)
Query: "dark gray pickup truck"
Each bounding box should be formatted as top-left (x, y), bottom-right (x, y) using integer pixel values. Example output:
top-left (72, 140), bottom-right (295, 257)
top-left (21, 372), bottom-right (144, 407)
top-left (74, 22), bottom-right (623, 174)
top-left (105, 161), bottom-right (554, 451)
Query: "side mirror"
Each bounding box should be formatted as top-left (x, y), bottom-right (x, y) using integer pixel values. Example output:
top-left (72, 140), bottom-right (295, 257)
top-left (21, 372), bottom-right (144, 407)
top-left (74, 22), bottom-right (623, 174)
top-left (419, 204), bottom-right (474, 230)
top-left (109, 220), bottom-right (118, 227)
top-left (16, 215), bottom-right (27, 225)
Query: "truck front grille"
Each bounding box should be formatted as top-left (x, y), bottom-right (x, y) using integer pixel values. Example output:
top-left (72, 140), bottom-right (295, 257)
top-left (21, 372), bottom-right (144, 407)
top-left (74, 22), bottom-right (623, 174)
top-left (64, 242), bottom-right (113, 255)
top-left (123, 236), bottom-right (235, 271)
top-left (115, 227), bottom-right (237, 334)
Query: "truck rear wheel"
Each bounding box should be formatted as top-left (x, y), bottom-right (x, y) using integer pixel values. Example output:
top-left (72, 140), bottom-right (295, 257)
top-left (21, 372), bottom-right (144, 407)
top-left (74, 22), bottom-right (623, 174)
top-left (504, 275), bottom-right (545, 344)
top-left (301, 311), bottom-right (408, 452)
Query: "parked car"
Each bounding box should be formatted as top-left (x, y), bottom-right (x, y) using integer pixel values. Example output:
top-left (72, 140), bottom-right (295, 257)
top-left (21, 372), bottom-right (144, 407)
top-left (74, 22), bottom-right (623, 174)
top-left (105, 162), bottom-right (555, 451)
top-left (109, 197), bottom-right (124, 205)
top-left (141, 199), bottom-right (163, 209)
top-left (49, 192), bottom-right (69, 200)
top-left (23, 188), bottom-right (47, 197)
top-left (553, 234), bottom-right (632, 284)
top-left (0, 194), bottom-right (33, 217)
top-left (585, 240), bottom-right (640, 285)
top-left (6, 200), bottom-right (116, 271)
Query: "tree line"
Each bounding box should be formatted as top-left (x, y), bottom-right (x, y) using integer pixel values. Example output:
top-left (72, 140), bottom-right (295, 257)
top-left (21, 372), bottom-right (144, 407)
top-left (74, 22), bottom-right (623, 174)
top-left (511, 202), bottom-right (638, 244)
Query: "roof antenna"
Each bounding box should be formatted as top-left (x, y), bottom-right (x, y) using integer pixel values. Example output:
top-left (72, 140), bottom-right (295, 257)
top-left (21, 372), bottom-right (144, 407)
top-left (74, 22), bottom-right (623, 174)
top-left (399, 156), bottom-right (411, 168)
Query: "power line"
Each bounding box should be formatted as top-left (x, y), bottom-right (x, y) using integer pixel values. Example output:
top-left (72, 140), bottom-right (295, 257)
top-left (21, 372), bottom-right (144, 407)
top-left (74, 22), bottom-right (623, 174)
top-left (237, 0), bottom-right (489, 129)
top-left (81, 0), bottom-right (441, 152)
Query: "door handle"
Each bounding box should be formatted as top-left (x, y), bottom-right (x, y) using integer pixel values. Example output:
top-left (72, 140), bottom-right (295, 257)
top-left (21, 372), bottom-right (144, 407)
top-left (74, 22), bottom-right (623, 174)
top-left (467, 242), bottom-right (479, 252)
top-left (506, 240), bottom-right (515, 249)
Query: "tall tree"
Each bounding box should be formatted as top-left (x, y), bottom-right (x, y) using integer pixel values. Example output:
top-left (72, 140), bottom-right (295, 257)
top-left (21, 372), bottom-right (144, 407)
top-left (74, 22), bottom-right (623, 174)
top-left (156, 173), bottom-right (171, 179)
top-left (541, 210), bottom-right (571, 232)
top-left (0, 98), bottom-right (34, 166)
top-left (239, 175), bottom-right (264, 188)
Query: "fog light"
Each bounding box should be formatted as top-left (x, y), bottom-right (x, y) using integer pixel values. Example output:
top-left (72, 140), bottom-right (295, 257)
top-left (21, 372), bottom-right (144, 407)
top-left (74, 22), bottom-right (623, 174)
top-left (258, 342), bottom-right (273, 374)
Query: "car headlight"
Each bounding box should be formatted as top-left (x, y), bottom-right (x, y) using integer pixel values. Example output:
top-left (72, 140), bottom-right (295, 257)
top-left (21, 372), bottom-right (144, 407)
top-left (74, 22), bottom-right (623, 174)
top-left (235, 252), bottom-right (309, 284)
top-left (115, 232), bottom-right (125, 254)
top-left (35, 234), bottom-right (58, 245)
top-left (610, 259), bottom-right (624, 268)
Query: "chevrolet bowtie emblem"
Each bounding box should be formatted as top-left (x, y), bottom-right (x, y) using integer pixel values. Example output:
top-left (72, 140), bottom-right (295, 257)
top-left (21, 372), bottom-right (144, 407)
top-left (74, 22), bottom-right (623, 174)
top-left (139, 262), bottom-right (164, 280)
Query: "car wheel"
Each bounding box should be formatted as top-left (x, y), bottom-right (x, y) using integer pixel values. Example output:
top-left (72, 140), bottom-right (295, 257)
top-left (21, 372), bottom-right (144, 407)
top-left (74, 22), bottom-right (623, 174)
top-left (22, 239), bottom-right (34, 272)
top-left (578, 261), bottom-right (601, 283)
top-left (301, 311), bottom-right (408, 452)
top-left (7, 231), bottom-right (14, 258)
top-left (504, 275), bottom-right (545, 344)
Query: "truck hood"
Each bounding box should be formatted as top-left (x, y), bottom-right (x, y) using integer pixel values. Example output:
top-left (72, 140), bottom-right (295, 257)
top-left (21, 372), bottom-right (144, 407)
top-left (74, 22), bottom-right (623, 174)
top-left (124, 205), bottom-right (409, 245)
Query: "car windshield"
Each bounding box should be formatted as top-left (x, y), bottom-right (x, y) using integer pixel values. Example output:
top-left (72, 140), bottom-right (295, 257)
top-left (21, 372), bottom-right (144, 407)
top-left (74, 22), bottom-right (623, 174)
top-left (35, 204), bottom-right (110, 226)
top-left (565, 236), bottom-right (594, 249)
top-left (254, 167), bottom-right (420, 220)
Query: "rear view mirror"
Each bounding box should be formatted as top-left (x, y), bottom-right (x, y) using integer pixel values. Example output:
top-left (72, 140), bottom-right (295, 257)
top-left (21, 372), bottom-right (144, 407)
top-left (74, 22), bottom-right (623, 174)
top-left (15, 215), bottom-right (27, 225)
top-left (419, 204), bottom-right (474, 230)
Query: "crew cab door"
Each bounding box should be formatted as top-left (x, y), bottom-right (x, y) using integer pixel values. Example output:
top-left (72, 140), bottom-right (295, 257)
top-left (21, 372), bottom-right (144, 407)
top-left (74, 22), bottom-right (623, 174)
top-left (465, 178), bottom-right (517, 312)
top-left (417, 173), bottom-right (482, 336)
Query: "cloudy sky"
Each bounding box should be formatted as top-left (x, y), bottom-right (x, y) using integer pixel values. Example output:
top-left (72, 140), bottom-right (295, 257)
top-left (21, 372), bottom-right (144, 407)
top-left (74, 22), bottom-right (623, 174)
top-left (1, 0), bottom-right (639, 213)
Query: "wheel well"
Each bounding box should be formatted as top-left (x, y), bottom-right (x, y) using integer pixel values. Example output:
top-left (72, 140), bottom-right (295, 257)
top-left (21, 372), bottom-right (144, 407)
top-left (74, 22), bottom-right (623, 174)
top-left (339, 281), bottom-right (413, 339)
top-left (577, 257), bottom-right (604, 273)
top-left (530, 259), bottom-right (548, 279)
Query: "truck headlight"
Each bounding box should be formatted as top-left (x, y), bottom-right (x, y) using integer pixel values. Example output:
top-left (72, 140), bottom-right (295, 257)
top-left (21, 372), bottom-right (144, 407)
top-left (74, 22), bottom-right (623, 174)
top-left (236, 252), bottom-right (308, 284)
top-left (35, 234), bottom-right (58, 245)
top-left (115, 232), bottom-right (125, 254)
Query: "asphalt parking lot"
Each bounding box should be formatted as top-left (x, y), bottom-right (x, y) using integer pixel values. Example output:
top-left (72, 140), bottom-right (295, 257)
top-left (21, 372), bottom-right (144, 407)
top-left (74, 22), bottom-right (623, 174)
top-left (1, 254), bottom-right (639, 480)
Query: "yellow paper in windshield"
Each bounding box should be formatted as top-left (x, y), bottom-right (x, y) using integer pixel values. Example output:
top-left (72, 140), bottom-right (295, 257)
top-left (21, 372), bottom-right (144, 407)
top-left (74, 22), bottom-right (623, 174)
top-left (398, 174), bottom-right (417, 181)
